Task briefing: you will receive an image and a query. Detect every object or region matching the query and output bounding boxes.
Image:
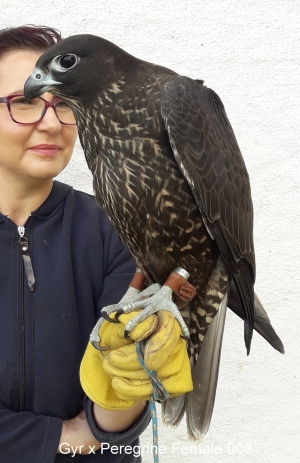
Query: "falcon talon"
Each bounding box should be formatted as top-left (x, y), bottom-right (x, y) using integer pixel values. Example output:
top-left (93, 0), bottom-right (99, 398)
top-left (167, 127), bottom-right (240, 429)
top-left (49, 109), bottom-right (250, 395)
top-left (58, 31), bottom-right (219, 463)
top-left (101, 311), bottom-right (120, 323)
top-left (115, 308), bottom-right (124, 322)
top-left (91, 340), bottom-right (110, 352)
top-left (90, 317), bottom-right (111, 351)
top-left (124, 329), bottom-right (131, 339)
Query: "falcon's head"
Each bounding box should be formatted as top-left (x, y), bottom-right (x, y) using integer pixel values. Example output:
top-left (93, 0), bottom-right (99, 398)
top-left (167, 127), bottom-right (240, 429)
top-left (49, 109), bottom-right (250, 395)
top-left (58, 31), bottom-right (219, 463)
top-left (24, 34), bottom-right (134, 107)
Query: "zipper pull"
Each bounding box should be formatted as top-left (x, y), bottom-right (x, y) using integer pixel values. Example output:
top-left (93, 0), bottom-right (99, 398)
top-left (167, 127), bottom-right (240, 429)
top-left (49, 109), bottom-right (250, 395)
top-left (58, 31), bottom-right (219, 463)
top-left (18, 226), bottom-right (35, 292)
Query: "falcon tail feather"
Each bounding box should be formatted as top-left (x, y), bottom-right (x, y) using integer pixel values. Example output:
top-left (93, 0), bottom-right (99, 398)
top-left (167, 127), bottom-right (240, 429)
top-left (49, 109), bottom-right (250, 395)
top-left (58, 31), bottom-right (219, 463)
top-left (185, 288), bottom-right (228, 441)
top-left (228, 281), bottom-right (284, 354)
top-left (252, 293), bottom-right (284, 354)
top-left (161, 394), bottom-right (186, 429)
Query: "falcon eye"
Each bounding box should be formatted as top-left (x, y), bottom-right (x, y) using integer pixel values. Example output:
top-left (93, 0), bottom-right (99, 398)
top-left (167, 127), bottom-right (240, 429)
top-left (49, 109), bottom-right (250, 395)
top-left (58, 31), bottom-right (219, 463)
top-left (52, 53), bottom-right (80, 72)
top-left (58, 54), bottom-right (78, 69)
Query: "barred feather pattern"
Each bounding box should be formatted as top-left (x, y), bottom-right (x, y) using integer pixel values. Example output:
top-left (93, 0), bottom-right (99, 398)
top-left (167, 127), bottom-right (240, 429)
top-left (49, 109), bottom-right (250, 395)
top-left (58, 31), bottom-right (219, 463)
top-left (73, 75), bottom-right (227, 361)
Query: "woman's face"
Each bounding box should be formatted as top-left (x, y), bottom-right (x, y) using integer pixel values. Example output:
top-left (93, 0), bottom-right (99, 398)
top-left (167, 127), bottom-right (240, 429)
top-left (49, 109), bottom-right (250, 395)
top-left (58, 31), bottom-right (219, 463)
top-left (0, 50), bottom-right (78, 184)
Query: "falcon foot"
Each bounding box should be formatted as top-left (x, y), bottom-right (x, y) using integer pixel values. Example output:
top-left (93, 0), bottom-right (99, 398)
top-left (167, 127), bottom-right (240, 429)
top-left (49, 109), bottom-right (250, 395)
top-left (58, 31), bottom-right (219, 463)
top-left (101, 284), bottom-right (161, 322)
top-left (91, 284), bottom-right (161, 351)
top-left (115, 285), bottom-right (190, 340)
top-left (98, 268), bottom-right (196, 344)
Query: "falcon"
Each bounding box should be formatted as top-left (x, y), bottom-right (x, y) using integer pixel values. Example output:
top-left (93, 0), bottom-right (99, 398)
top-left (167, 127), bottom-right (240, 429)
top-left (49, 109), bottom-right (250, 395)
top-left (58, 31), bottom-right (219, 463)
top-left (24, 35), bottom-right (284, 441)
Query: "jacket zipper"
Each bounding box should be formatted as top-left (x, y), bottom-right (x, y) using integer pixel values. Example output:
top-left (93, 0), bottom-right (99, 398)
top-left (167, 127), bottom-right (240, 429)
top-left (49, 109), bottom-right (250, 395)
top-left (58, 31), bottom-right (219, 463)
top-left (18, 225), bottom-right (35, 291)
top-left (18, 245), bottom-right (25, 411)
top-left (16, 222), bottom-right (35, 411)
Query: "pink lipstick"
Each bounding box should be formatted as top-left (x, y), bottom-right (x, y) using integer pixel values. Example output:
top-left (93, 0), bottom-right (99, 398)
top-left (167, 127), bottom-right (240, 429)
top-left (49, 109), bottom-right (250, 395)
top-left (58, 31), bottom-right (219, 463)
top-left (29, 144), bottom-right (61, 156)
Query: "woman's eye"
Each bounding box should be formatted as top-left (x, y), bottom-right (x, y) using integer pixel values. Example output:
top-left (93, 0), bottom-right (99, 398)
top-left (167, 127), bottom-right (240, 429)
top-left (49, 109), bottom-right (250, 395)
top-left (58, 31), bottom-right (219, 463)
top-left (13, 98), bottom-right (31, 104)
top-left (56, 101), bottom-right (68, 107)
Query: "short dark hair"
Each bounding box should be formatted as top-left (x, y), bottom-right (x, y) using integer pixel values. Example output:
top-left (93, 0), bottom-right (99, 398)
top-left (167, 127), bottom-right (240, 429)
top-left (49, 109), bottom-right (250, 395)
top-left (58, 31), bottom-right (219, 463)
top-left (0, 25), bottom-right (62, 59)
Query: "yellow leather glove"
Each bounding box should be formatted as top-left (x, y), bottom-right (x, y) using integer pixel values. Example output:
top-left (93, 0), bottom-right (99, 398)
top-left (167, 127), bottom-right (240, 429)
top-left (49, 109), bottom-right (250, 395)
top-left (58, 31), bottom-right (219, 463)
top-left (80, 310), bottom-right (158, 410)
top-left (80, 310), bottom-right (193, 410)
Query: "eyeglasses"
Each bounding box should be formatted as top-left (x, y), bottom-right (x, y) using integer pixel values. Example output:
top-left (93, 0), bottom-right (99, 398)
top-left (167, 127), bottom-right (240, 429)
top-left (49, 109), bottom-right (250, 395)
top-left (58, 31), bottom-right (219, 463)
top-left (0, 94), bottom-right (76, 125)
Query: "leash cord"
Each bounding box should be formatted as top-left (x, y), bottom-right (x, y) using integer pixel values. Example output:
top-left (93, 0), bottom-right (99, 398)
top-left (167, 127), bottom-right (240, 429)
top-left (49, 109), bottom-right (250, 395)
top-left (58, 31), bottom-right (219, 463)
top-left (136, 340), bottom-right (170, 463)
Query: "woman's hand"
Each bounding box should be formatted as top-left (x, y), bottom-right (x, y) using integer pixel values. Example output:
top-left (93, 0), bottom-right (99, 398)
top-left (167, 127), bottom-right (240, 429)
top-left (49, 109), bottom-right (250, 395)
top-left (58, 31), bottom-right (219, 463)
top-left (58, 410), bottom-right (101, 455)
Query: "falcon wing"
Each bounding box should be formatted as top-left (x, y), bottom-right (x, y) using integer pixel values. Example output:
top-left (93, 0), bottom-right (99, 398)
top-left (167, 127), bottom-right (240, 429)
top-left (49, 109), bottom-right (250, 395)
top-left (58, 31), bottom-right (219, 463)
top-left (161, 76), bottom-right (255, 353)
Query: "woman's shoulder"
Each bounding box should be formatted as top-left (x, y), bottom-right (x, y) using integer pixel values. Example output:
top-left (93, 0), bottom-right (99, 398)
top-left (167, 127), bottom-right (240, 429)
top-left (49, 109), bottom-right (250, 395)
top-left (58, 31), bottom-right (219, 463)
top-left (53, 181), bottom-right (105, 219)
top-left (52, 181), bottom-right (117, 244)
top-left (73, 188), bottom-right (102, 213)
top-left (69, 186), bottom-right (115, 241)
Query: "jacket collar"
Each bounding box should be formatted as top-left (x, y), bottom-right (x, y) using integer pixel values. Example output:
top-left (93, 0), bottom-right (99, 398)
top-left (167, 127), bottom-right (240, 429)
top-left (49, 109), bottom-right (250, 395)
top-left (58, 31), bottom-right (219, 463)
top-left (0, 181), bottom-right (73, 224)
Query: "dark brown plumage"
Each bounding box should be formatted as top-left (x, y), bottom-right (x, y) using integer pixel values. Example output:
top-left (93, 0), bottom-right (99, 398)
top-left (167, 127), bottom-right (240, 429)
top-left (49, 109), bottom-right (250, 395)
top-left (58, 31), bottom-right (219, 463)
top-left (24, 34), bottom-right (283, 440)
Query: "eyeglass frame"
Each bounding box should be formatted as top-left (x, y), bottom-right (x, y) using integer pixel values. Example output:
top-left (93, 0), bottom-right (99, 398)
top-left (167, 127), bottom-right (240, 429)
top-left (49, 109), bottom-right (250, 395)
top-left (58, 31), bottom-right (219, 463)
top-left (0, 94), bottom-right (77, 126)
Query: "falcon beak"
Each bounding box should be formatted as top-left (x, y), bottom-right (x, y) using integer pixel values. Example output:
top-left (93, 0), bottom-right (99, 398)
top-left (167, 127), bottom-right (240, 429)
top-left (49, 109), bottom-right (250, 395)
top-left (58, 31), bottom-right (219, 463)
top-left (24, 68), bottom-right (62, 99)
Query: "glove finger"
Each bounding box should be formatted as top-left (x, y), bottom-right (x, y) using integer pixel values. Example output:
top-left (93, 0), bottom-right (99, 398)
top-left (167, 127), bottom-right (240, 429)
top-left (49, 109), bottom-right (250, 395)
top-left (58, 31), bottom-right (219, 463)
top-left (103, 337), bottom-right (186, 378)
top-left (158, 346), bottom-right (193, 396)
top-left (108, 343), bottom-right (193, 400)
top-left (118, 311), bottom-right (158, 342)
top-left (159, 370), bottom-right (193, 396)
top-left (161, 339), bottom-right (193, 396)
top-left (155, 339), bottom-right (187, 377)
top-left (145, 311), bottom-right (182, 371)
top-left (104, 343), bottom-right (144, 371)
top-left (99, 316), bottom-right (132, 351)
top-left (112, 376), bottom-right (152, 401)
top-left (103, 356), bottom-right (149, 381)
top-left (99, 310), bottom-right (158, 349)
top-left (80, 342), bottom-right (107, 403)
top-left (80, 342), bottom-right (137, 410)
top-left (112, 355), bottom-right (193, 400)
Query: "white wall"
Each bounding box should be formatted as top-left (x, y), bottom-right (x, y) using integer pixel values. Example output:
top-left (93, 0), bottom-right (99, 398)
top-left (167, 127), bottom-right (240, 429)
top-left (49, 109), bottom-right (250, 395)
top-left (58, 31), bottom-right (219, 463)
top-left (1, 1), bottom-right (299, 462)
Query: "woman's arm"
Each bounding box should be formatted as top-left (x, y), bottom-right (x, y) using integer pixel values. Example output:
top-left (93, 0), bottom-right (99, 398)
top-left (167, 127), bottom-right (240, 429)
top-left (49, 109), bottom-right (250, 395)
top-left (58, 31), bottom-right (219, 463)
top-left (0, 405), bottom-right (62, 463)
top-left (93, 401), bottom-right (146, 433)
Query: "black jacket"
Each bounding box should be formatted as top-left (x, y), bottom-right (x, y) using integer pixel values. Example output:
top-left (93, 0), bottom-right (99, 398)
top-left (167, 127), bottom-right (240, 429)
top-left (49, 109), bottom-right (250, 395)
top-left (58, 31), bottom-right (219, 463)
top-left (0, 181), bottom-right (150, 462)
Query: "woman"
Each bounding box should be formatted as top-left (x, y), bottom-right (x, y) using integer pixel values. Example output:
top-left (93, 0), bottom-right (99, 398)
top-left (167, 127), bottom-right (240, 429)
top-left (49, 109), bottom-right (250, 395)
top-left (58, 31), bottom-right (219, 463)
top-left (0, 25), bottom-right (150, 462)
